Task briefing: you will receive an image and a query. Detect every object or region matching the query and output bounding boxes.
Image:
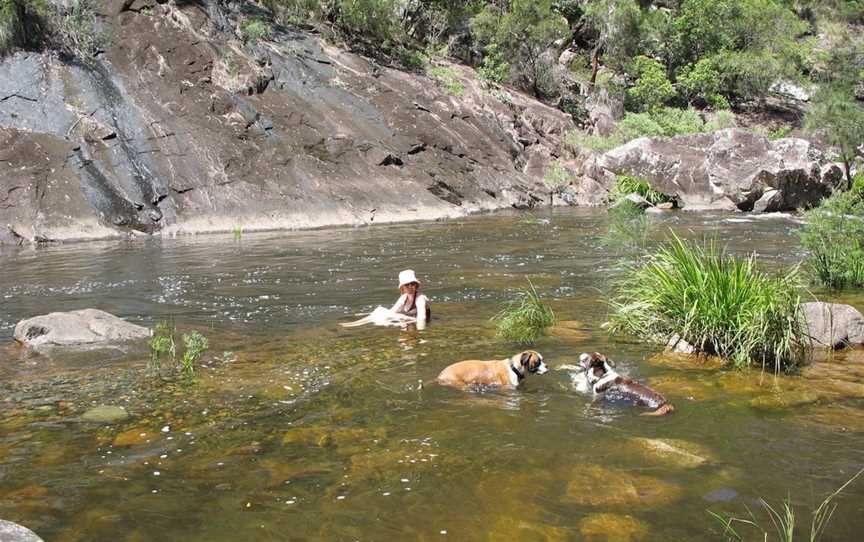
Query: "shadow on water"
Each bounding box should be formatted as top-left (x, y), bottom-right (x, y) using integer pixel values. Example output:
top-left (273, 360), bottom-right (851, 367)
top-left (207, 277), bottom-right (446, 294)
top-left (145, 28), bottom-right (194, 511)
top-left (2, 208), bottom-right (864, 541)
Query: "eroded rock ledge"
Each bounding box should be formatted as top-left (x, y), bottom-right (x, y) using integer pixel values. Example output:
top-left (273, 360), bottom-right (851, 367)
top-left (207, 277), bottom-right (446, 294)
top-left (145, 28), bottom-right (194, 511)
top-left (0, 0), bottom-right (571, 244)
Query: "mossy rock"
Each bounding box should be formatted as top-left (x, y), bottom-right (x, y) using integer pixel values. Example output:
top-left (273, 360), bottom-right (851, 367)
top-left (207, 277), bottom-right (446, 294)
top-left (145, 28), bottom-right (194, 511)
top-left (749, 390), bottom-right (822, 411)
top-left (486, 516), bottom-right (573, 542)
top-left (112, 428), bottom-right (154, 448)
top-left (579, 513), bottom-right (649, 542)
top-left (81, 405), bottom-right (129, 424)
top-left (647, 352), bottom-right (725, 371)
top-left (564, 465), bottom-right (681, 507)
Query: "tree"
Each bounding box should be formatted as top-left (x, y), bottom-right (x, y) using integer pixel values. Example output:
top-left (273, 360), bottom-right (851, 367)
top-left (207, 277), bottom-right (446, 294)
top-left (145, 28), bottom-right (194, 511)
top-left (472, 0), bottom-right (568, 99)
top-left (805, 87), bottom-right (864, 187)
top-left (0, 0), bottom-right (48, 55)
top-left (581, 0), bottom-right (646, 86)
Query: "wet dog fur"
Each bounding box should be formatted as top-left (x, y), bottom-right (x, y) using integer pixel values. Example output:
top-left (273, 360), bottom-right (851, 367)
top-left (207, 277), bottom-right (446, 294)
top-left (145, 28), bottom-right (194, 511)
top-left (436, 351), bottom-right (548, 390)
top-left (578, 352), bottom-right (675, 416)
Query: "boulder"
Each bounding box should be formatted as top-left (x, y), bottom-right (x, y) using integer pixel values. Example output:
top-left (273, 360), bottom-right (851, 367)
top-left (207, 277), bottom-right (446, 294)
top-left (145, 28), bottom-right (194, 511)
top-left (579, 514), bottom-right (649, 542)
top-left (801, 302), bottom-right (864, 349)
top-left (81, 405), bottom-right (130, 424)
top-left (596, 129), bottom-right (841, 212)
top-left (14, 309), bottom-right (151, 349)
top-left (0, 521), bottom-right (43, 542)
top-left (665, 334), bottom-right (696, 354)
top-left (628, 438), bottom-right (714, 469)
top-left (611, 193), bottom-right (653, 211)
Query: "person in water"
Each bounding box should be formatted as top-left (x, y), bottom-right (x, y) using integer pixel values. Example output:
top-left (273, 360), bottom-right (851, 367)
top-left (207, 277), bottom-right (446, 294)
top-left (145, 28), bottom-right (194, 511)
top-left (389, 269), bottom-right (430, 329)
top-left (339, 269), bottom-right (431, 329)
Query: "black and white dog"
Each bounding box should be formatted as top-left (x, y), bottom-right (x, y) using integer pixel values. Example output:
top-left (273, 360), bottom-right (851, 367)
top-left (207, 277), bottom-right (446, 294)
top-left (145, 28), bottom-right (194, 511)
top-left (575, 352), bottom-right (675, 416)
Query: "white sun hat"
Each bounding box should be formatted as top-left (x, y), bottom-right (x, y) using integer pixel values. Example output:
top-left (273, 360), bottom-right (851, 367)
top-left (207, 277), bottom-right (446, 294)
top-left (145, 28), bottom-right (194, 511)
top-left (398, 269), bottom-right (420, 288)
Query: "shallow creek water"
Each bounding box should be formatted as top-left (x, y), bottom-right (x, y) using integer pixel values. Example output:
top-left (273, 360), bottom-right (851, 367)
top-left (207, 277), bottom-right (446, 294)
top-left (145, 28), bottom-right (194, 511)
top-left (1, 208), bottom-right (864, 541)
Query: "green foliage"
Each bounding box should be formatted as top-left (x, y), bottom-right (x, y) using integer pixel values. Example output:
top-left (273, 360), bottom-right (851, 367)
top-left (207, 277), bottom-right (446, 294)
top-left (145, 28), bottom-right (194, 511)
top-left (709, 110), bottom-right (738, 130)
top-left (625, 56), bottom-right (674, 112)
top-left (181, 330), bottom-right (209, 376)
top-left (799, 191), bottom-right (864, 290)
top-left (493, 281), bottom-right (555, 345)
top-left (471, 0), bottom-right (568, 98)
top-left (477, 42), bottom-right (510, 84)
top-left (264, 0), bottom-right (320, 25)
top-left (428, 65), bottom-right (464, 97)
top-left (769, 124), bottom-right (792, 140)
top-left (399, 48), bottom-right (426, 71)
top-left (240, 17), bottom-right (271, 42)
top-left (150, 320), bottom-right (177, 369)
top-left (332, 0), bottom-right (400, 46)
top-left (610, 175), bottom-right (671, 205)
top-left (582, 0), bottom-right (649, 71)
top-left (609, 234), bottom-right (808, 372)
top-left (618, 107), bottom-right (706, 139)
top-left (805, 86), bottom-right (864, 185)
top-left (603, 201), bottom-right (651, 252)
top-left (0, 0), bottom-right (49, 56)
top-left (709, 468), bottom-right (864, 542)
top-left (150, 320), bottom-right (209, 376)
top-left (676, 57), bottom-right (730, 109)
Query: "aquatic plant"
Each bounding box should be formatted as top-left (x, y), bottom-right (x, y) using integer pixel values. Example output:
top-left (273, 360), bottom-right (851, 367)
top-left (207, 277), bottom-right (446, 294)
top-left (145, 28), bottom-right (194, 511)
top-left (149, 319), bottom-right (177, 369)
top-left (709, 468), bottom-right (864, 542)
top-left (602, 200), bottom-right (651, 253)
top-left (609, 234), bottom-right (808, 372)
top-left (799, 190), bottom-right (864, 290)
top-left (181, 331), bottom-right (209, 376)
top-left (492, 280), bottom-right (555, 345)
top-left (609, 175), bottom-right (671, 206)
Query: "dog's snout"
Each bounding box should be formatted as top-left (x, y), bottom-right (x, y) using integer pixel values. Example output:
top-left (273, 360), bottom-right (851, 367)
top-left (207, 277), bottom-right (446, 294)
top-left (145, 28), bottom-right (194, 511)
top-left (536, 362), bottom-right (548, 374)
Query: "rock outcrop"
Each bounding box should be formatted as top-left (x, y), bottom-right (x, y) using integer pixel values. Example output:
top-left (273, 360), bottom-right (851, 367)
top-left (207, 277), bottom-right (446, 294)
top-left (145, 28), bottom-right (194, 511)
top-left (14, 309), bottom-right (151, 349)
top-left (579, 129), bottom-right (843, 212)
top-left (802, 302), bottom-right (864, 349)
top-left (0, 1), bottom-right (572, 244)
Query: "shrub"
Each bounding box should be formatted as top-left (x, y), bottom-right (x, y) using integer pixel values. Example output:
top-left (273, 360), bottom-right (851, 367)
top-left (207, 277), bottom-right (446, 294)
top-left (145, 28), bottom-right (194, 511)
top-left (609, 234), bottom-right (808, 372)
top-left (150, 320), bottom-right (177, 369)
top-left (543, 160), bottom-right (572, 203)
top-left (805, 86), bottom-right (864, 187)
top-left (609, 174), bottom-right (671, 205)
top-left (626, 56), bottom-right (675, 112)
top-left (799, 190), bottom-right (864, 290)
top-left (332, 0), bottom-right (400, 47)
top-left (676, 57), bottom-right (730, 109)
top-left (181, 330), bottom-right (209, 376)
top-left (493, 281), bottom-right (555, 345)
top-left (768, 125), bottom-right (792, 140)
top-left (618, 107), bottom-right (706, 140)
top-left (708, 109), bottom-right (737, 130)
top-left (477, 43), bottom-right (510, 84)
top-left (0, 0), bottom-right (48, 56)
top-left (428, 65), bottom-right (464, 97)
top-left (240, 17), bottom-right (271, 42)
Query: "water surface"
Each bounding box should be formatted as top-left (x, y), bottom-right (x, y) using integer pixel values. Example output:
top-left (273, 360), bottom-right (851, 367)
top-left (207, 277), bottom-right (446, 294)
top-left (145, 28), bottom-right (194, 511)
top-left (1, 208), bottom-right (863, 541)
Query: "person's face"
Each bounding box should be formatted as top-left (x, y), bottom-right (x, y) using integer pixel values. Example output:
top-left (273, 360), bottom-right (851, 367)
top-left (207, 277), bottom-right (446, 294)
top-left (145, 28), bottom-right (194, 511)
top-left (404, 282), bottom-right (419, 293)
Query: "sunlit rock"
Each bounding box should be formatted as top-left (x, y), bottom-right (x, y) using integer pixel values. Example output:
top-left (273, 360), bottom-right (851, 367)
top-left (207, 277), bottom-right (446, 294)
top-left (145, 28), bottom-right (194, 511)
top-left (579, 513), bottom-right (649, 542)
top-left (0, 520), bottom-right (43, 542)
top-left (802, 302), bottom-right (864, 349)
top-left (548, 320), bottom-right (591, 342)
top-left (628, 438), bottom-right (714, 469)
top-left (14, 309), bottom-right (151, 350)
top-left (749, 390), bottom-right (822, 411)
top-left (564, 465), bottom-right (681, 507)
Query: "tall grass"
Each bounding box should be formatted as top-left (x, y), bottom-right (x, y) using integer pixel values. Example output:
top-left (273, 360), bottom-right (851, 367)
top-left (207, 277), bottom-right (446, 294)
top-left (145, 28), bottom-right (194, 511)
top-left (492, 280), bottom-right (555, 345)
top-left (709, 468), bottom-right (864, 542)
top-left (609, 234), bottom-right (808, 372)
top-left (609, 174), bottom-right (671, 206)
top-left (799, 190), bottom-right (864, 290)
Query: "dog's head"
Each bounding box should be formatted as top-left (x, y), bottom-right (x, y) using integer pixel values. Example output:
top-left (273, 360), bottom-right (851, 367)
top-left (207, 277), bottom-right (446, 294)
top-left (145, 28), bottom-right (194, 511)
top-left (578, 352), bottom-right (615, 385)
top-left (516, 350), bottom-right (548, 375)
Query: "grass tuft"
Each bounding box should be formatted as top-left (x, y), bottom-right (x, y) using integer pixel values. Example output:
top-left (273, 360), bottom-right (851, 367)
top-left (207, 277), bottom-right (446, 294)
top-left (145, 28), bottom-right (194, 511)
top-left (492, 280), bottom-right (555, 345)
top-left (428, 65), bottom-right (465, 97)
top-left (609, 174), bottom-right (671, 206)
top-left (799, 190), bottom-right (864, 290)
top-left (609, 233), bottom-right (808, 372)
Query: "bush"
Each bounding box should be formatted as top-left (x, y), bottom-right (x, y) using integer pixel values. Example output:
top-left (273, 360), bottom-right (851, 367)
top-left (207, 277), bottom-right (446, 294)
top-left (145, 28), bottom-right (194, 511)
top-left (240, 17), bottom-right (271, 42)
top-left (708, 109), bottom-right (737, 130)
top-left (609, 234), bottom-right (808, 372)
top-left (543, 159), bottom-right (571, 203)
top-left (493, 281), bottom-right (555, 345)
top-left (676, 57), bottom-right (730, 108)
top-left (609, 174), bottom-right (671, 205)
top-left (428, 65), bottom-right (464, 97)
top-left (618, 107), bottom-right (706, 140)
top-left (799, 190), bottom-right (864, 290)
top-left (626, 56), bottom-right (675, 112)
top-left (332, 0), bottom-right (400, 47)
top-left (0, 0), bottom-right (48, 56)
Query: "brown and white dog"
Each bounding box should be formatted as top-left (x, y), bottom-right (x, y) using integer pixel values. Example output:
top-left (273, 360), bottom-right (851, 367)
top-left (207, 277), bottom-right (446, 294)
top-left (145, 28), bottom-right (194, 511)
top-left (578, 352), bottom-right (675, 416)
top-left (436, 351), bottom-right (548, 390)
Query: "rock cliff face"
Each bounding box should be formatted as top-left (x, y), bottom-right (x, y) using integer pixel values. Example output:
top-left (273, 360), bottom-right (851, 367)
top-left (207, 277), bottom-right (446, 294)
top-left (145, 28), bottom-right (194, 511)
top-left (0, 0), bottom-right (572, 244)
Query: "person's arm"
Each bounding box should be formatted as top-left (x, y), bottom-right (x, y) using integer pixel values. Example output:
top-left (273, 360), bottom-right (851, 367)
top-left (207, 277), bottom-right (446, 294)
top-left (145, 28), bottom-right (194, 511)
top-left (389, 293), bottom-right (407, 313)
top-left (415, 295), bottom-right (428, 329)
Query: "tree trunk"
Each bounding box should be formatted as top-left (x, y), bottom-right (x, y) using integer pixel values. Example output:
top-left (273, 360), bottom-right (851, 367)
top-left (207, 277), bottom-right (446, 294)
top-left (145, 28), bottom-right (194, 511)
top-left (589, 46), bottom-right (601, 87)
top-left (844, 158), bottom-right (853, 190)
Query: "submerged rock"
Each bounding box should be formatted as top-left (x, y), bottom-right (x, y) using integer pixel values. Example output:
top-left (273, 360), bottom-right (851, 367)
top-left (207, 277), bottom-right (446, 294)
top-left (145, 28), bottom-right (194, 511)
top-left (579, 513), bottom-right (649, 542)
top-left (0, 520), bottom-right (44, 542)
top-left (665, 334), bottom-right (696, 355)
top-left (628, 438), bottom-right (714, 469)
top-left (14, 309), bottom-right (151, 349)
top-left (81, 405), bottom-right (130, 424)
top-left (802, 302), bottom-right (864, 349)
top-left (564, 465), bottom-right (681, 507)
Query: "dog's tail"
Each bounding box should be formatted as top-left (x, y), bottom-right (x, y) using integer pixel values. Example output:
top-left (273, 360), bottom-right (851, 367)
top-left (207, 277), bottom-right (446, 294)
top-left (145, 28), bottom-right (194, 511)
top-left (640, 403), bottom-right (675, 417)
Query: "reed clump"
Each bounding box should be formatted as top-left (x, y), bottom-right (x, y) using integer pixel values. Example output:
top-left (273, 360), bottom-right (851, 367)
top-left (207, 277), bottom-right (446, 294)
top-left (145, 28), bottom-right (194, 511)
top-left (609, 234), bottom-right (808, 372)
top-left (492, 280), bottom-right (555, 345)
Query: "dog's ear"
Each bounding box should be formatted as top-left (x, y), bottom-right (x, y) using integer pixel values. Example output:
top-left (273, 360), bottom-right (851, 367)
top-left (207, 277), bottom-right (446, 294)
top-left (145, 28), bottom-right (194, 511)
top-left (595, 353), bottom-right (615, 367)
top-left (520, 351), bottom-right (532, 368)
